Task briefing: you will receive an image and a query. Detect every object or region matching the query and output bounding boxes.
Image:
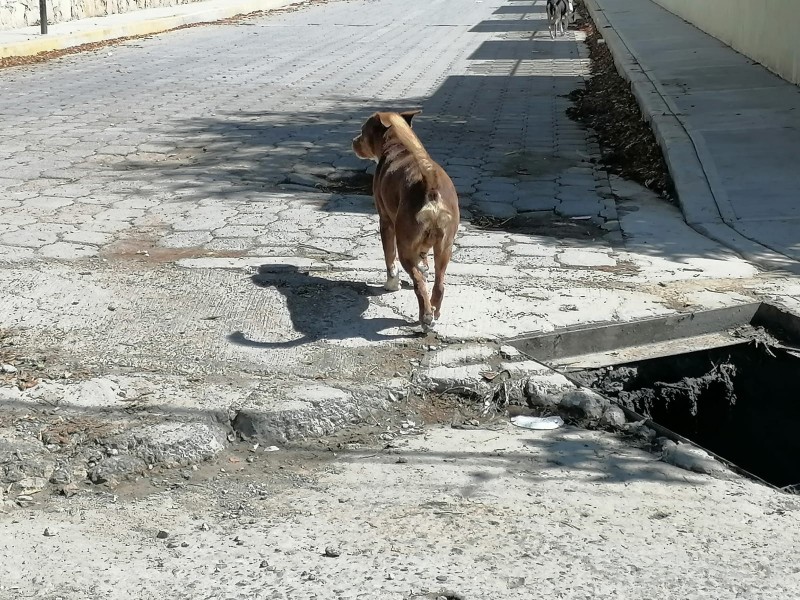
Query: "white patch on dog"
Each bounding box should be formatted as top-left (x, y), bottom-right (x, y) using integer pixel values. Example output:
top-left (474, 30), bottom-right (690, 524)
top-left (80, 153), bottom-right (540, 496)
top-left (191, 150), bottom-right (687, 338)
top-left (384, 266), bottom-right (401, 291)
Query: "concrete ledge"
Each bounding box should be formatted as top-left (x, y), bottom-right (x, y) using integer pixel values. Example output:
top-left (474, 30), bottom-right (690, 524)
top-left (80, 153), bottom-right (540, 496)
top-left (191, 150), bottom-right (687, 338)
top-left (0, 0), bottom-right (301, 59)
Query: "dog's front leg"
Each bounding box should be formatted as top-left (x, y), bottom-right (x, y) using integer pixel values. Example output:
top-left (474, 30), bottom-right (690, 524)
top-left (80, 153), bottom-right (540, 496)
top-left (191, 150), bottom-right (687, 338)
top-left (379, 218), bottom-right (401, 291)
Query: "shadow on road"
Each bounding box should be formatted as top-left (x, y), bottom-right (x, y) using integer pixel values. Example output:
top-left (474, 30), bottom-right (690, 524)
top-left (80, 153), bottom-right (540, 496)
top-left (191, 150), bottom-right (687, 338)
top-left (334, 433), bottom-right (701, 487)
top-left (226, 263), bottom-right (420, 349)
top-left (114, 0), bottom-right (747, 263)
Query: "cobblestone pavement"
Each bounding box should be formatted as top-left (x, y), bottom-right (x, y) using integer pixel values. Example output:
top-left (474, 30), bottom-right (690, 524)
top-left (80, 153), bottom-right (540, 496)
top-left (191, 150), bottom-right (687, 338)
top-left (0, 0), bottom-right (784, 417)
top-left (2, 2), bottom-right (800, 598)
top-left (0, 0), bottom-right (607, 265)
top-left (0, 0), bottom-right (630, 373)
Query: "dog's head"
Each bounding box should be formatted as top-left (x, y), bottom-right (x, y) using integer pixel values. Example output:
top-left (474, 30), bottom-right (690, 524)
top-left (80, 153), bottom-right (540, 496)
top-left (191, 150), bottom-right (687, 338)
top-left (352, 110), bottom-right (421, 161)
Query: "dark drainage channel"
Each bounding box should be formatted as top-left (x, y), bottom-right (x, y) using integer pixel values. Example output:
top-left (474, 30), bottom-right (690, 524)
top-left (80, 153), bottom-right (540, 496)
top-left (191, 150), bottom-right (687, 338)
top-left (507, 302), bottom-right (800, 491)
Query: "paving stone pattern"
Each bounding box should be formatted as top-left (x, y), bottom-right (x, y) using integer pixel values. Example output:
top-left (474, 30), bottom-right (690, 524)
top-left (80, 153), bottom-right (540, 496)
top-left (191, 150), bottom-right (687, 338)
top-left (0, 0), bottom-right (207, 30)
top-left (0, 0), bottom-right (615, 269)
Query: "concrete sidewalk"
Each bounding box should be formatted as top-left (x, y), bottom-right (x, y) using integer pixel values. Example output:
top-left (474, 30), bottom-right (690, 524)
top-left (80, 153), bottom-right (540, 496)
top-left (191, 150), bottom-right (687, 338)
top-left (0, 0), bottom-right (299, 59)
top-left (585, 0), bottom-right (800, 272)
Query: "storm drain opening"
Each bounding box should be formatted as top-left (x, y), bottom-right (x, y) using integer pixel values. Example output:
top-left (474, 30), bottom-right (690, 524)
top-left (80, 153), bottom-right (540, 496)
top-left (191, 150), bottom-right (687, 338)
top-left (507, 303), bottom-right (800, 491)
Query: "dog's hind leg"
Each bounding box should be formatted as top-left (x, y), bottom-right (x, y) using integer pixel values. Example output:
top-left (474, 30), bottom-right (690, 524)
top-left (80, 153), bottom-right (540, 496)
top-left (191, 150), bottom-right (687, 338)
top-left (430, 237), bottom-right (453, 321)
top-left (379, 217), bottom-right (401, 291)
top-left (418, 251), bottom-right (430, 276)
top-left (399, 251), bottom-right (433, 329)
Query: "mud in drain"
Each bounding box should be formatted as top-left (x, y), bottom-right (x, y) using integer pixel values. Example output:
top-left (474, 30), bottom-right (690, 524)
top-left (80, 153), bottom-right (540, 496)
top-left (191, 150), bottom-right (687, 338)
top-left (580, 343), bottom-right (800, 489)
top-left (508, 303), bottom-right (800, 490)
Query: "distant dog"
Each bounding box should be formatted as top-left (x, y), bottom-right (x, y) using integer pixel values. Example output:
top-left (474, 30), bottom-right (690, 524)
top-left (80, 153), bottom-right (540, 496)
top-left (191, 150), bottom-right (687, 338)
top-left (547, 0), bottom-right (568, 38)
top-left (352, 110), bottom-right (459, 329)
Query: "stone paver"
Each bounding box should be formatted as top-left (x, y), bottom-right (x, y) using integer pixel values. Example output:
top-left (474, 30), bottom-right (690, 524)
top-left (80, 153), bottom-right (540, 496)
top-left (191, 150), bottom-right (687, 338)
top-left (0, 0), bottom-right (609, 267)
top-left (0, 0), bottom-right (788, 378)
top-left (1, 2), bottom-right (799, 599)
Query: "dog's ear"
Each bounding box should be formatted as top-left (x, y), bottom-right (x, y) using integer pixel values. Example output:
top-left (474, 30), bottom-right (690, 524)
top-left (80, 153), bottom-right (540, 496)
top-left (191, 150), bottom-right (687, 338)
top-left (377, 112), bottom-right (394, 128)
top-left (400, 110), bottom-right (422, 126)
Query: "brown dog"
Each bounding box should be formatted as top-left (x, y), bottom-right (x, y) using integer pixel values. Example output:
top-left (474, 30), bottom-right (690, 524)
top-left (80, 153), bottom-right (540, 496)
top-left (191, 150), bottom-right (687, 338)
top-left (352, 110), bottom-right (459, 329)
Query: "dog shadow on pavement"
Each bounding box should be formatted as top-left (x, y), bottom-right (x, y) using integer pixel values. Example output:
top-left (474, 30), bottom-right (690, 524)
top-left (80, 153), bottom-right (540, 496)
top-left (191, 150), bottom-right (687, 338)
top-left (227, 264), bottom-right (419, 349)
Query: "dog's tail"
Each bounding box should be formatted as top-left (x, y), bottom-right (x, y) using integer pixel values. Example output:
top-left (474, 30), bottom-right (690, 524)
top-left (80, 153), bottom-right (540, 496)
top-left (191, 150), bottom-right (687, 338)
top-left (416, 190), bottom-right (453, 239)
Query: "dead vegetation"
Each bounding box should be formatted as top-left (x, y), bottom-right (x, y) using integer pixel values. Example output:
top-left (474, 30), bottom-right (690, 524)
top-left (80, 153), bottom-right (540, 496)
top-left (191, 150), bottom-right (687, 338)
top-left (566, 5), bottom-right (673, 200)
top-left (0, 330), bottom-right (40, 390)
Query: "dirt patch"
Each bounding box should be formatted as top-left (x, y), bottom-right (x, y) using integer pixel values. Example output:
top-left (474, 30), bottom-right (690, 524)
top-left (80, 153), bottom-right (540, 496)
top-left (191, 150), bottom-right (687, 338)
top-left (566, 5), bottom-right (673, 200)
top-left (100, 237), bottom-right (245, 264)
top-left (0, 329), bottom-right (73, 390)
top-left (39, 416), bottom-right (123, 448)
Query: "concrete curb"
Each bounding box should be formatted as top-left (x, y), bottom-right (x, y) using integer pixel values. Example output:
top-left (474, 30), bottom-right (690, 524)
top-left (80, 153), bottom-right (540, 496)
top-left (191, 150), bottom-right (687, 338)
top-left (0, 0), bottom-right (301, 59)
top-left (583, 0), bottom-right (797, 274)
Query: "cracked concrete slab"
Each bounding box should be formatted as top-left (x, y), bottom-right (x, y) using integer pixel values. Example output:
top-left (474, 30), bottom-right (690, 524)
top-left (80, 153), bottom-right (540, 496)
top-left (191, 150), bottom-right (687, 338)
top-left (0, 0), bottom-right (799, 597)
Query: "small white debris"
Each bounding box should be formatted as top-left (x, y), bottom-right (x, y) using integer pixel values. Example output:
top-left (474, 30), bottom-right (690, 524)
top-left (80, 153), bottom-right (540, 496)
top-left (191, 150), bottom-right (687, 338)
top-left (511, 415), bottom-right (564, 430)
top-left (1, 364), bottom-right (17, 374)
top-left (499, 345), bottom-right (521, 359)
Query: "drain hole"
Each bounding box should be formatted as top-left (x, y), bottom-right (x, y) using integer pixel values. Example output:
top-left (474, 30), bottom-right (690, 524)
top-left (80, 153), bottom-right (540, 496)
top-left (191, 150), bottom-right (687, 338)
top-left (578, 343), bottom-right (800, 490)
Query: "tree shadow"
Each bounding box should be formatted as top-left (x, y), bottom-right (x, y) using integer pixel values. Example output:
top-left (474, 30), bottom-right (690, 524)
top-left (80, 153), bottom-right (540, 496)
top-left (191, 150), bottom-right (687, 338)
top-left (334, 429), bottom-right (707, 488)
top-left (227, 263), bottom-right (422, 349)
top-left (493, 4), bottom-right (547, 14)
top-left (108, 0), bottom-right (754, 264)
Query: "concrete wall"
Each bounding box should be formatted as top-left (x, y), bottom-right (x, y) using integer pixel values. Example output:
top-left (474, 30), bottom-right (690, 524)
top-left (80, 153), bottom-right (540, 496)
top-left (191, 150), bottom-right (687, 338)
top-left (651, 0), bottom-right (800, 85)
top-left (0, 0), bottom-right (204, 29)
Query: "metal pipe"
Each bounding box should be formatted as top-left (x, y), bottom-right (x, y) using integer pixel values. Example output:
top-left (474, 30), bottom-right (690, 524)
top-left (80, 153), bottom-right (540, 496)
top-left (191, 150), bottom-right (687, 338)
top-left (39, 0), bottom-right (48, 35)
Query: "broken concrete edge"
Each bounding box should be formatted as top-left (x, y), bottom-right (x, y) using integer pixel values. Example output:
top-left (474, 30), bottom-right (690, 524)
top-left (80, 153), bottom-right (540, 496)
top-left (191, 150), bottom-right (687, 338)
top-left (581, 0), bottom-right (795, 275)
top-left (413, 358), bottom-right (630, 429)
top-left (0, 0), bottom-right (303, 60)
top-left (230, 383), bottom-right (396, 445)
top-left (414, 343), bottom-right (745, 483)
top-left (0, 377), bottom-right (403, 500)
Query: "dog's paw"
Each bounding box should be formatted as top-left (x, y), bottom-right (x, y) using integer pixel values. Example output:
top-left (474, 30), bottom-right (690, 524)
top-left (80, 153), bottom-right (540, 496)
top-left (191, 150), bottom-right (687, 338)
top-left (384, 276), bottom-right (401, 292)
top-left (420, 313), bottom-right (435, 332)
